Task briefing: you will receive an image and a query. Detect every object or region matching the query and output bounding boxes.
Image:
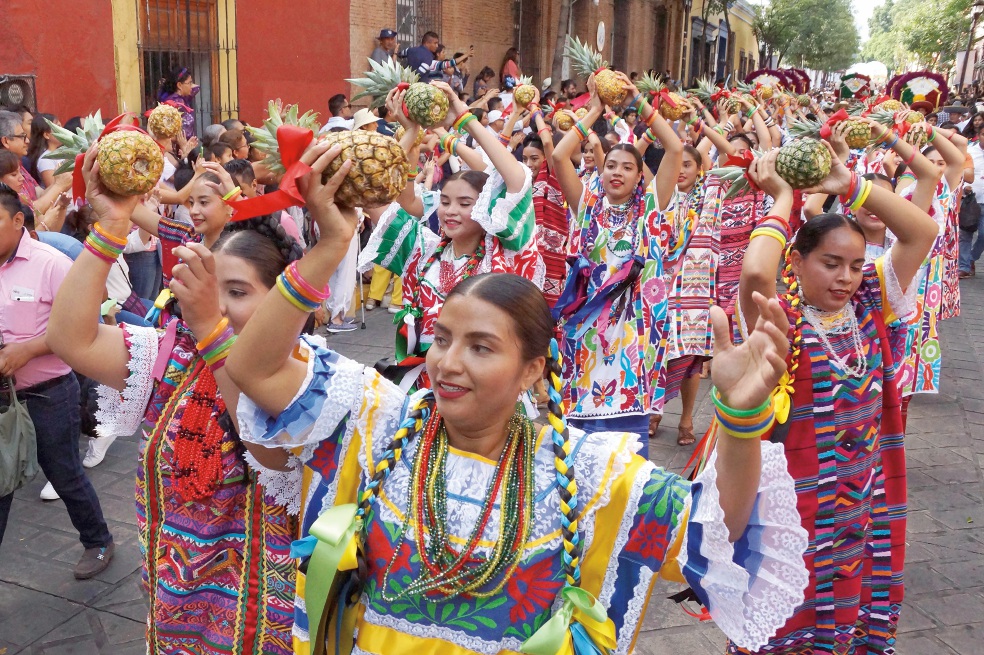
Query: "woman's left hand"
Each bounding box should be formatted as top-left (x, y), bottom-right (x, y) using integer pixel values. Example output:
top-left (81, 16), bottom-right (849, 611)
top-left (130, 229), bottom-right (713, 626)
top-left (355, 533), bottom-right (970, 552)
top-left (169, 242), bottom-right (223, 339)
top-left (710, 293), bottom-right (789, 410)
top-left (430, 80), bottom-right (469, 124)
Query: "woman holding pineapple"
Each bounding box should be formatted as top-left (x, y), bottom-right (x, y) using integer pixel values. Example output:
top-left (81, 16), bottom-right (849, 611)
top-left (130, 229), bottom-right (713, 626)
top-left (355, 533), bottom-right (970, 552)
top-left (358, 81), bottom-right (542, 390)
top-left (47, 146), bottom-right (304, 655)
top-left (732, 142), bottom-right (939, 655)
top-left (550, 71), bottom-right (690, 455)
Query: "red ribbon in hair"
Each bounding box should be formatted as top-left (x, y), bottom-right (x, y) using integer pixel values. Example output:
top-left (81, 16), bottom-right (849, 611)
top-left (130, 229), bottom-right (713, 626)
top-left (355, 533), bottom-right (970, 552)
top-left (226, 124), bottom-right (313, 221)
top-left (724, 150), bottom-right (760, 192)
top-left (818, 108), bottom-right (850, 139)
top-left (73, 113), bottom-right (159, 202)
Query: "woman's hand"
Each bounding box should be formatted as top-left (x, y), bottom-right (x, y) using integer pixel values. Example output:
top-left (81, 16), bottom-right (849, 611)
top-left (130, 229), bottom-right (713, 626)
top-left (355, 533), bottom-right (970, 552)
top-left (297, 141), bottom-right (359, 246)
top-left (200, 161), bottom-right (236, 196)
top-left (430, 80), bottom-right (469, 123)
top-left (802, 140), bottom-right (853, 196)
top-left (613, 71), bottom-right (639, 105)
top-left (82, 145), bottom-right (141, 236)
top-left (181, 135), bottom-right (200, 160)
top-left (386, 88), bottom-right (414, 129)
top-left (586, 74), bottom-right (603, 113)
top-left (747, 149), bottom-right (794, 200)
top-left (828, 121), bottom-right (851, 162)
top-left (169, 242), bottom-right (223, 339)
top-left (711, 293), bottom-right (789, 410)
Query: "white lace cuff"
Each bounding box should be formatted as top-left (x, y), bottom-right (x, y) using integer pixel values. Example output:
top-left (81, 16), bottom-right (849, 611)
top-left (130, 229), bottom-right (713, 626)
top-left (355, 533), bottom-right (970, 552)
top-left (243, 449), bottom-right (303, 515)
top-left (359, 201), bottom-right (401, 274)
top-left (472, 164), bottom-right (533, 240)
top-left (94, 325), bottom-right (158, 437)
top-left (677, 440), bottom-right (809, 651)
top-left (880, 249), bottom-right (918, 322)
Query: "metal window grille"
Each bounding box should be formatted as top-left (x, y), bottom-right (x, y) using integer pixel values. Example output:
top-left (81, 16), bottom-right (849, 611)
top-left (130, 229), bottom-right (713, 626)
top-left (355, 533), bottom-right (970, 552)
top-left (396, 0), bottom-right (417, 45)
top-left (417, 0), bottom-right (443, 41)
top-left (135, 0), bottom-right (235, 135)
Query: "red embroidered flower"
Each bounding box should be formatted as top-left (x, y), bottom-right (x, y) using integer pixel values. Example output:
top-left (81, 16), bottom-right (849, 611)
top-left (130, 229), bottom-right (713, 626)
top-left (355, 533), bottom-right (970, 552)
top-left (506, 557), bottom-right (563, 623)
top-left (625, 519), bottom-right (670, 561)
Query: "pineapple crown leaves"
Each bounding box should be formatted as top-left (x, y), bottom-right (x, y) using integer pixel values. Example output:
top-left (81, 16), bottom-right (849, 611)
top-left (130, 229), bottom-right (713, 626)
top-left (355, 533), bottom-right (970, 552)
top-left (688, 77), bottom-right (717, 103)
top-left (707, 149), bottom-right (766, 199)
top-left (246, 101), bottom-right (321, 175)
top-left (44, 110), bottom-right (105, 175)
top-left (636, 72), bottom-right (667, 97)
top-left (788, 118), bottom-right (824, 140)
top-left (348, 57), bottom-right (419, 109)
top-left (564, 35), bottom-right (607, 77)
top-left (517, 75), bottom-right (534, 86)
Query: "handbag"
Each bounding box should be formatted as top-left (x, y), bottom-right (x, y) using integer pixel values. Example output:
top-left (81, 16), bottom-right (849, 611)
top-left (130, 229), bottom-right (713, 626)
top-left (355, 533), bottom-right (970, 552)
top-left (0, 376), bottom-right (40, 497)
top-left (959, 187), bottom-right (980, 232)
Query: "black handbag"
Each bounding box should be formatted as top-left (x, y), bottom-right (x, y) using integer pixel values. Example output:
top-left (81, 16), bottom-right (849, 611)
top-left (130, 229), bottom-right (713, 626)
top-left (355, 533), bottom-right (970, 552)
top-left (959, 187), bottom-right (980, 232)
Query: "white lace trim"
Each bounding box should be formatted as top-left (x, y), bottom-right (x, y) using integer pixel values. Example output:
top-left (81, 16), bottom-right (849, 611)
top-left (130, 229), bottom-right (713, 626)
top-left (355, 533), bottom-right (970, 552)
top-left (243, 449), bottom-right (303, 515)
top-left (678, 440), bottom-right (809, 652)
top-left (471, 163), bottom-right (533, 241)
top-left (359, 605), bottom-right (522, 655)
top-left (595, 436), bottom-right (646, 610)
top-left (616, 569), bottom-right (656, 655)
top-left (880, 248), bottom-right (918, 322)
top-left (94, 325), bottom-right (158, 438)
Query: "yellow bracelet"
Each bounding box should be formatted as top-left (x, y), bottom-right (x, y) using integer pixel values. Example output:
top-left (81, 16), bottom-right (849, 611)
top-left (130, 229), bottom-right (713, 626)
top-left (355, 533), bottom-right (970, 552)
top-left (850, 179), bottom-right (872, 211)
top-left (222, 186), bottom-right (242, 201)
top-left (750, 226), bottom-right (788, 249)
top-left (276, 276), bottom-right (318, 312)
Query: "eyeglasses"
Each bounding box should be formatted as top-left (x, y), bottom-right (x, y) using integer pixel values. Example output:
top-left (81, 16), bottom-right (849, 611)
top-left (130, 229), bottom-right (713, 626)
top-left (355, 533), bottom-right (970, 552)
top-left (5, 134), bottom-right (28, 141)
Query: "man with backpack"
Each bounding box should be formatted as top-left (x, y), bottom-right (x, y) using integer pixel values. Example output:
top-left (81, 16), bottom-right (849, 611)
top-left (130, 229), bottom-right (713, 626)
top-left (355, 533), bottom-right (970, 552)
top-left (961, 138), bottom-right (984, 277)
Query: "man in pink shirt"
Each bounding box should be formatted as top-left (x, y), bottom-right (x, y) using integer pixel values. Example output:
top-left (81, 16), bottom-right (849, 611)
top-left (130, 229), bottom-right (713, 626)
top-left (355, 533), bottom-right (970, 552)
top-left (0, 184), bottom-right (114, 579)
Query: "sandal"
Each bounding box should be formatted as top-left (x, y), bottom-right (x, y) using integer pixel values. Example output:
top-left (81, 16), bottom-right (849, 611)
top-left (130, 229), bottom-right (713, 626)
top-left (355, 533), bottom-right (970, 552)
top-left (677, 425), bottom-right (696, 446)
top-left (648, 414), bottom-right (662, 437)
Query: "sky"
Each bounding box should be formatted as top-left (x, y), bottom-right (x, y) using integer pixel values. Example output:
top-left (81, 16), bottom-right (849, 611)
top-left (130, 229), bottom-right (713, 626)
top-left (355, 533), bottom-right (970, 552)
top-left (854, 0), bottom-right (878, 42)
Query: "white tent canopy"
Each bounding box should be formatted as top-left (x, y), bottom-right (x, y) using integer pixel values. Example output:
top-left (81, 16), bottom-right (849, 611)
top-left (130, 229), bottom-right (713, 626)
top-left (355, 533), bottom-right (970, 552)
top-left (845, 61), bottom-right (889, 83)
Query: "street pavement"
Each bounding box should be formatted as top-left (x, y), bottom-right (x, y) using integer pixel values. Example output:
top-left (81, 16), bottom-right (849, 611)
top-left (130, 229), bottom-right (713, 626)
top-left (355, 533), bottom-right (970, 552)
top-left (3, 278), bottom-right (984, 654)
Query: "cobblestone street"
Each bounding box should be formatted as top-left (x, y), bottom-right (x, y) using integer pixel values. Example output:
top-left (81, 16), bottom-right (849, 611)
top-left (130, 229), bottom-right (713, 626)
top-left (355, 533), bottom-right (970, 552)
top-left (2, 277), bottom-right (983, 654)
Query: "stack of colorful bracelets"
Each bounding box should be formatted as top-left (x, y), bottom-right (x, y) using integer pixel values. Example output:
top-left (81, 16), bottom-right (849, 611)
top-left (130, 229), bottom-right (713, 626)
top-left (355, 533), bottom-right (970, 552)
top-left (276, 261), bottom-right (330, 313)
top-left (438, 132), bottom-right (459, 156)
top-left (452, 111), bottom-right (477, 133)
top-left (84, 223), bottom-right (128, 264)
top-left (838, 173), bottom-right (873, 213)
top-left (407, 167), bottom-right (420, 181)
top-left (196, 317), bottom-right (237, 371)
top-left (749, 214), bottom-right (790, 249)
top-left (712, 387), bottom-right (776, 440)
top-left (573, 120), bottom-right (591, 141)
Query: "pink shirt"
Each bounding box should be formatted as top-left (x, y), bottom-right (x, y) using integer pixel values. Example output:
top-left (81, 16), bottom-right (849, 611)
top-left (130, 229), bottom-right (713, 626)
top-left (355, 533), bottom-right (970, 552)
top-left (0, 228), bottom-right (72, 390)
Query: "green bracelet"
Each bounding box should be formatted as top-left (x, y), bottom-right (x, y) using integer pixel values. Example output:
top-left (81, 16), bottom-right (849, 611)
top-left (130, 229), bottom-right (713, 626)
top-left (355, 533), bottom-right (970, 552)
top-left (711, 386), bottom-right (773, 418)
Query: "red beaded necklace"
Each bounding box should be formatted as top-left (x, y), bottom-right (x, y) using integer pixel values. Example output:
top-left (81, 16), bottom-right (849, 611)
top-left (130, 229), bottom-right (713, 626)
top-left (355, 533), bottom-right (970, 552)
top-left (171, 362), bottom-right (227, 502)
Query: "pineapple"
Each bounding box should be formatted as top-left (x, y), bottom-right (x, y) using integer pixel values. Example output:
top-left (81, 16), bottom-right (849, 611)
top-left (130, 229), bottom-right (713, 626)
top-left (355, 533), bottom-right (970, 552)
top-left (394, 124), bottom-right (427, 147)
top-left (575, 108), bottom-right (588, 120)
top-left (637, 72), bottom-right (686, 121)
top-left (349, 58), bottom-right (449, 129)
top-left (788, 117), bottom-right (871, 149)
top-left (564, 36), bottom-right (626, 107)
top-left (147, 104), bottom-right (182, 140)
top-left (44, 111), bottom-right (164, 196)
top-left (874, 99), bottom-right (905, 113)
top-left (709, 138), bottom-right (831, 198)
top-left (741, 80), bottom-right (774, 100)
top-left (904, 124), bottom-right (930, 150)
top-left (688, 77), bottom-right (719, 105)
top-left (249, 101), bottom-right (409, 209)
top-left (556, 112), bottom-right (575, 132)
top-left (797, 94), bottom-right (812, 107)
top-left (870, 109), bottom-right (922, 133)
top-left (513, 76), bottom-right (537, 110)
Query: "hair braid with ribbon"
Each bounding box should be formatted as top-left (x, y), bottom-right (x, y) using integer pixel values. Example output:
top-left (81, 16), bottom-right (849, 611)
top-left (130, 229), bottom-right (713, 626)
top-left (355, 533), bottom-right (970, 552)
top-left (780, 244), bottom-right (804, 384)
top-left (547, 338), bottom-right (582, 587)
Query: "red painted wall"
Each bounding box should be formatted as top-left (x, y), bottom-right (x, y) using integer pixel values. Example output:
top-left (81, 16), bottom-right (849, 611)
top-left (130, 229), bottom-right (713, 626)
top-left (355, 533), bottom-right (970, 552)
top-left (235, 0), bottom-right (351, 125)
top-left (0, 0), bottom-right (119, 120)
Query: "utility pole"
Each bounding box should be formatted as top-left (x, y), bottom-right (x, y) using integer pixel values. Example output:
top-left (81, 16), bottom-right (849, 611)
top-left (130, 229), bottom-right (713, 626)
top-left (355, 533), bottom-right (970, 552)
top-left (959, 1), bottom-right (984, 92)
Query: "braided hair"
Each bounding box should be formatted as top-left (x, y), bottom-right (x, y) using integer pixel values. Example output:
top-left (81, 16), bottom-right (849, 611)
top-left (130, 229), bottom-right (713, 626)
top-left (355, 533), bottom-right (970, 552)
top-left (213, 214), bottom-right (304, 287)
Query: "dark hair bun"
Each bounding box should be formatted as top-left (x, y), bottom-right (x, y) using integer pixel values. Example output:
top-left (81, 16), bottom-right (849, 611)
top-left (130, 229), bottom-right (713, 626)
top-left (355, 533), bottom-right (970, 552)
top-left (224, 213), bottom-right (304, 265)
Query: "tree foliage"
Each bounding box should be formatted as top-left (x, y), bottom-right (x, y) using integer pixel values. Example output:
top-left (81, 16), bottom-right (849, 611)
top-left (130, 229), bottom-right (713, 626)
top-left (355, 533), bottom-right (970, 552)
top-left (861, 0), bottom-right (973, 74)
top-left (753, 0), bottom-right (860, 71)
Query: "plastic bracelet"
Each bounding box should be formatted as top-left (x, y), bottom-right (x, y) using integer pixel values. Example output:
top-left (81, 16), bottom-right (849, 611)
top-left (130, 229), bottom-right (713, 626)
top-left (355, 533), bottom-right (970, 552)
top-left (902, 147), bottom-right (917, 166)
top-left (537, 127), bottom-right (552, 137)
top-left (882, 133), bottom-right (899, 150)
top-left (84, 224), bottom-right (127, 264)
top-left (746, 107), bottom-right (758, 119)
top-left (850, 179), bottom-right (873, 211)
top-left (760, 214), bottom-right (791, 232)
top-left (686, 114), bottom-right (699, 126)
top-left (92, 222), bottom-right (128, 248)
top-left (222, 186), bottom-right (242, 201)
top-left (196, 317), bottom-right (230, 351)
top-left (201, 330), bottom-right (236, 371)
top-left (927, 127), bottom-right (936, 142)
top-left (573, 121), bottom-right (590, 141)
top-left (407, 169), bottom-right (421, 180)
top-left (527, 103), bottom-right (541, 113)
top-left (628, 93), bottom-right (642, 110)
top-left (452, 112), bottom-right (475, 132)
top-left (644, 110), bottom-right (658, 127)
top-left (276, 275), bottom-right (320, 312)
top-left (838, 172), bottom-right (859, 206)
top-left (712, 388), bottom-right (776, 440)
top-left (750, 226), bottom-right (788, 248)
top-left (635, 97), bottom-right (650, 116)
top-left (284, 261), bottom-right (330, 302)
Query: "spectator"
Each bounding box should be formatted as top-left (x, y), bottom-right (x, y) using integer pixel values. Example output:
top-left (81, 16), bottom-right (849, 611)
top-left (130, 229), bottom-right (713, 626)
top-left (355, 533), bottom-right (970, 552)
top-left (487, 109), bottom-right (505, 134)
top-left (473, 66), bottom-right (496, 99)
top-left (487, 96), bottom-right (504, 113)
top-left (205, 142), bottom-right (233, 164)
top-left (0, 110), bottom-right (70, 213)
top-left (561, 79), bottom-right (578, 98)
top-left (0, 184), bottom-right (114, 578)
top-left (202, 123), bottom-right (226, 147)
top-left (220, 118), bottom-right (244, 131)
top-left (156, 66), bottom-right (200, 140)
top-left (500, 47), bottom-right (522, 87)
top-left (218, 128), bottom-right (250, 160)
top-left (352, 108), bottom-right (379, 132)
top-left (25, 113), bottom-right (60, 188)
top-left (399, 31), bottom-right (470, 81)
top-left (322, 94), bottom-right (354, 131)
top-left (371, 28), bottom-right (398, 65)
top-left (961, 136), bottom-right (984, 277)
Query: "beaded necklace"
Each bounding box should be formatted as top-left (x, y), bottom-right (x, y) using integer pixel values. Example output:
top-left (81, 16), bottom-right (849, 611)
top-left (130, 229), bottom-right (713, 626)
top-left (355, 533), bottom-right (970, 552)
top-left (381, 410), bottom-right (535, 602)
top-left (799, 299), bottom-right (868, 379)
top-left (170, 362), bottom-right (227, 502)
top-left (410, 238), bottom-right (487, 311)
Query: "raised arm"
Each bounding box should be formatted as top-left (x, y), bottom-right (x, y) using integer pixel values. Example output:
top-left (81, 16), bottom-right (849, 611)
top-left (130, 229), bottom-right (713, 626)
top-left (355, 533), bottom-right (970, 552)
top-left (47, 147), bottom-right (139, 391)
top-left (226, 142), bottom-right (358, 416)
top-left (432, 81), bottom-right (526, 192)
top-left (865, 117), bottom-right (940, 212)
top-left (552, 88), bottom-right (604, 214)
top-left (929, 123), bottom-right (970, 190)
top-left (650, 100), bottom-right (684, 210)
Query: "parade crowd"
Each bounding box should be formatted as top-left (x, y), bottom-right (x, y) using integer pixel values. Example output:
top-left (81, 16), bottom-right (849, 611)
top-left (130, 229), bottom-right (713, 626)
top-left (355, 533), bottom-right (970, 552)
top-left (1, 26), bottom-right (982, 655)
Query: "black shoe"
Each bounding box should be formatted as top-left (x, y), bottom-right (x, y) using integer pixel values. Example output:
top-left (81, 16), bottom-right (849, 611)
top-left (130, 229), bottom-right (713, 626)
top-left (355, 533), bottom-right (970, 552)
top-left (74, 542), bottom-right (114, 580)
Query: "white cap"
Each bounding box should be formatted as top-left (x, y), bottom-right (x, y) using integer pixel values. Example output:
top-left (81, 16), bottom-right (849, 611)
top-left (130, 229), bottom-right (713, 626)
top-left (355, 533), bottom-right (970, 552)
top-left (487, 110), bottom-right (503, 123)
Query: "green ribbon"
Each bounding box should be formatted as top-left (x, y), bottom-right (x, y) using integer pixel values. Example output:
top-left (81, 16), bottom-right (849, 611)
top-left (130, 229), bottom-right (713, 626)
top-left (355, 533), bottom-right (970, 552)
top-left (520, 587), bottom-right (615, 655)
top-left (305, 503), bottom-right (362, 646)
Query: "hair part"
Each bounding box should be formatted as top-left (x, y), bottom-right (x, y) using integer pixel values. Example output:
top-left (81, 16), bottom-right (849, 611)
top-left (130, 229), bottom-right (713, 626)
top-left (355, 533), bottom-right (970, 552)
top-left (604, 143), bottom-right (643, 171)
top-left (793, 213), bottom-right (865, 257)
top-left (444, 169), bottom-right (489, 195)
